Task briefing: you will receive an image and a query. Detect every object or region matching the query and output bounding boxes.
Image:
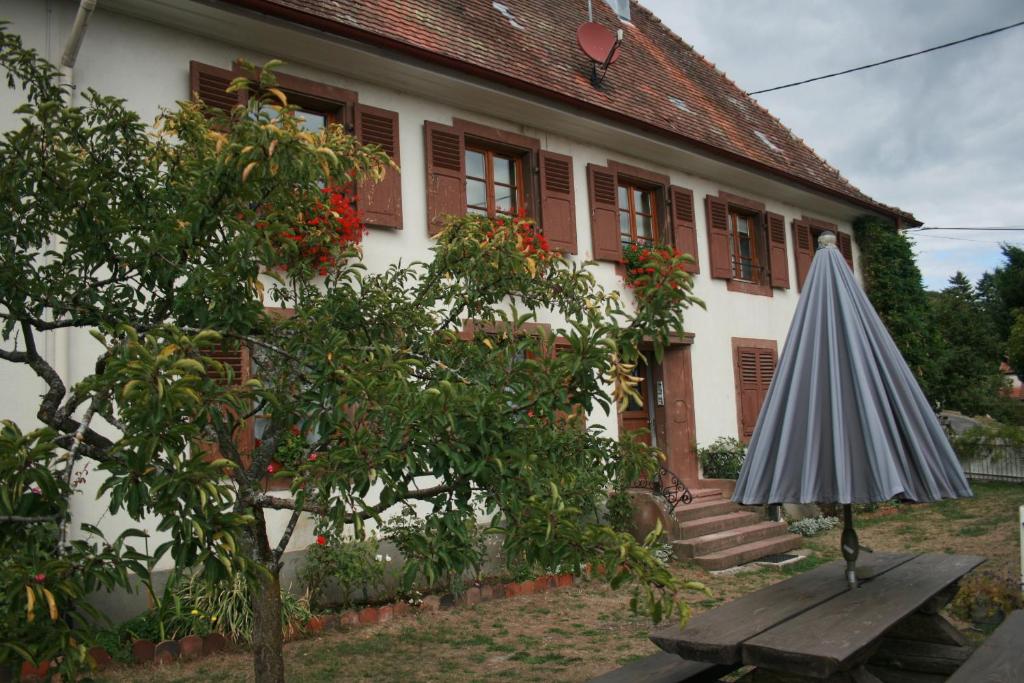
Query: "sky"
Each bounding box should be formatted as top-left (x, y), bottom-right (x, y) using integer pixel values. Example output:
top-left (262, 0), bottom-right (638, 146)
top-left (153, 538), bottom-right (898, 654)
top-left (640, 0), bottom-right (1024, 291)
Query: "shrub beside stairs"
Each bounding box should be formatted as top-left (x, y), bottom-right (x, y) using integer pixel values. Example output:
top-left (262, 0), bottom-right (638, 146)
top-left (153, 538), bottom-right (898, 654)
top-left (629, 487), bottom-right (802, 571)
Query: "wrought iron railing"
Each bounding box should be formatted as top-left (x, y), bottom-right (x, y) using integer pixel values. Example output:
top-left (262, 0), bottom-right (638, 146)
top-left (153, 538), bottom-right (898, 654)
top-left (632, 463), bottom-right (693, 513)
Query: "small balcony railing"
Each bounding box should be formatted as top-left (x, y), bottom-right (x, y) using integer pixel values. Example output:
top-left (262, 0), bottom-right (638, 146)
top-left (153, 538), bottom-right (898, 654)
top-left (632, 463), bottom-right (693, 513)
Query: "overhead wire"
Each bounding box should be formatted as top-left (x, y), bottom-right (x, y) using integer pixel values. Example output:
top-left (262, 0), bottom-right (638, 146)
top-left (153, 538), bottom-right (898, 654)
top-left (748, 19), bottom-right (1024, 94)
top-left (906, 226), bottom-right (1024, 232)
top-left (908, 234), bottom-right (1022, 245)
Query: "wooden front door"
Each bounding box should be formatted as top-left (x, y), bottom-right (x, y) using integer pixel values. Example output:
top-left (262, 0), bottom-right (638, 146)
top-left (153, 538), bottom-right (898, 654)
top-left (620, 359), bottom-right (655, 446)
top-left (618, 345), bottom-right (698, 485)
top-left (660, 344), bottom-right (698, 485)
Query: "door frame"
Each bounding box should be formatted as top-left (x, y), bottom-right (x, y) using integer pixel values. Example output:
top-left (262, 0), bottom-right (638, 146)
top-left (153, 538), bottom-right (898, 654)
top-left (617, 336), bottom-right (698, 486)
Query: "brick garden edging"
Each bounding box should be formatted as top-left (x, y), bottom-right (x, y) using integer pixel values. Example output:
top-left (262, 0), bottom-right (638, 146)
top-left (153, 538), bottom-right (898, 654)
top-left (48, 572), bottom-right (578, 679)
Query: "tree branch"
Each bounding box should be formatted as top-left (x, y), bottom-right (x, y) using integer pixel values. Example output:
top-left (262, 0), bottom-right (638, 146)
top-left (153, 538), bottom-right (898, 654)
top-left (254, 482), bottom-right (456, 523)
top-left (0, 513), bottom-right (61, 523)
top-left (0, 348), bottom-right (29, 363)
top-left (272, 508), bottom-right (303, 561)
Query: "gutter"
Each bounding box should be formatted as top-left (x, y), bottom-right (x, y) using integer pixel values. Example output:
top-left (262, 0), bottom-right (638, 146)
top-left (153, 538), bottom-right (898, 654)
top-left (214, 0), bottom-right (920, 227)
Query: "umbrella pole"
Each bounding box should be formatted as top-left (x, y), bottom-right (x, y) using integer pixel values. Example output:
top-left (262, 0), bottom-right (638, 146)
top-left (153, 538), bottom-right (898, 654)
top-left (841, 504), bottom-right (859, 588)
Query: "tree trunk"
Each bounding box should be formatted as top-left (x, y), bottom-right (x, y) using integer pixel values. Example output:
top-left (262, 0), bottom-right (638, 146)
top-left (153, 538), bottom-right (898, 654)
top-left (248, 507), bottom-right (285, 683)
top-left (252, 565), bottom-right (285, 683)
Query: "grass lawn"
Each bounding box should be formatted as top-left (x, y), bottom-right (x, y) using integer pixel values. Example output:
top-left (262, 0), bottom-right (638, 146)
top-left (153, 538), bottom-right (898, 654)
top-left (100, 481), bottom-right (1024, 682)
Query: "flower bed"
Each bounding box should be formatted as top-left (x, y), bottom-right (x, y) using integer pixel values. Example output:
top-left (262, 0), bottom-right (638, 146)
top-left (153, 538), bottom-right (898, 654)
top-left (56, 572), bottom-right (579, 678)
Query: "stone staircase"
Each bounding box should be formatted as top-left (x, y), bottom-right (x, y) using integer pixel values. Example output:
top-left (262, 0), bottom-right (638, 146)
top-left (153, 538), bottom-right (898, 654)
top-left (670, 489), bottom-right (802, 571)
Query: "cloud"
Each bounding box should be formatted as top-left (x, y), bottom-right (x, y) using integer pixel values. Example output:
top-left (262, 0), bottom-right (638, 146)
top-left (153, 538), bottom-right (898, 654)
top-left (640, 0), bottom-right (1024, 290)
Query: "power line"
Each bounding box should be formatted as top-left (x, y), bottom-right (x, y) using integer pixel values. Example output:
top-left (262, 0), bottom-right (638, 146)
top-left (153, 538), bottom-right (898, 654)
top-left (909, 234), bottom-right (1022, 245)
top-left (748, 19), bottom-right (1024, 95)
top-left (907, 226), bottom-right (1024, 232)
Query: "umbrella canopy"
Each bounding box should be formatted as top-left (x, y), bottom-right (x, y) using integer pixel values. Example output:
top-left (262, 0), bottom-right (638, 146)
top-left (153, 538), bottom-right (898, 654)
top-left (732, 233), bottom-right (972, 506)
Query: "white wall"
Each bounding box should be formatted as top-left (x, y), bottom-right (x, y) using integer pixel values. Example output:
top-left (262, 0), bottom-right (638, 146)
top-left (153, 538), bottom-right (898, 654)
top-left (1, 0), bottom-right (864, 568)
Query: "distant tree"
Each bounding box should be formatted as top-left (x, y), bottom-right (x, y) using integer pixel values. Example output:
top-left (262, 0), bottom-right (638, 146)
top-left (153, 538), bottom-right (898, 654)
top-left (929, 272), bottom-right (1004, 415)
top-left (978, 245), bottom-right (1024, 344)
top-left (1008, 312), bottom-right (1024, 380)
top-left (852, 216), bottom-right (944, 402)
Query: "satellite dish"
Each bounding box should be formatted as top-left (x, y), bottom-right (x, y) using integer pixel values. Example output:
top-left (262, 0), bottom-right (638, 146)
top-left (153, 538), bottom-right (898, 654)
top-left (576, 22), bottom-right (621, 65)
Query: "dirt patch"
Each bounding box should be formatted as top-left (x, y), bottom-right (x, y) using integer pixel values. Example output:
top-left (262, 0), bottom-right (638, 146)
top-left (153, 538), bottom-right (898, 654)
top-left (98, 481), bottom-right (1023, 682)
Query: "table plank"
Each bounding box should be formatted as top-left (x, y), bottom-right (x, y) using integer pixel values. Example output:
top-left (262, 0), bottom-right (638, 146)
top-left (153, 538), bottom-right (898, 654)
top-left (743, 554), bottom-right (984, 679)
top-left (651, 553), bottom-right (917, 665)
top-left (947, 609), bottom-right (1024, 683)
top-left (586, 652), bottom-right (734, 683)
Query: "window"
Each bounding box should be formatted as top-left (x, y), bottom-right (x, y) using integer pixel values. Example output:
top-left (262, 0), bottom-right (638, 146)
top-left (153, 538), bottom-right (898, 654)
top-left (728, 208), bottom-right (763, 283)
top-left (587, 162), bottom-right (698, 269)
top-left (190, 61), bottom-right (404, 230)
top-left (604, 0), bottom-right (631, 21)
top-left (618, 182), bottom-right (659, 247)
top-left (792, 217), bottom-right (853, 290)
top-left (705, 192), bottom-right (787, 295)
top-left (425, 119), bottom-right (578, 251)
top-left (262, 105), bottom-right (332, 131)
top-left (465, 146), bottom-right (525, 217)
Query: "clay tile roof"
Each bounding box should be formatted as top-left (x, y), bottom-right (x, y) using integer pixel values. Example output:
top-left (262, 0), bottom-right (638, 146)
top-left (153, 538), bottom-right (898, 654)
top-left (223, 0), bottom-right (919, 225)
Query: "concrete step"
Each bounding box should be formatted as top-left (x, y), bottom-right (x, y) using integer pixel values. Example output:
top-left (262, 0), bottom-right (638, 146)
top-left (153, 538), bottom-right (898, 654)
top-left (693, 533), bottom-right (804, 571)
top-left (673, 521), bottom-right (790, 560)
top-left (688, 488), bottom-right (722, 501)
top-left (677, 510), bottom-right (762, 540)
top-left (674, 497), bottom-right (738, 522)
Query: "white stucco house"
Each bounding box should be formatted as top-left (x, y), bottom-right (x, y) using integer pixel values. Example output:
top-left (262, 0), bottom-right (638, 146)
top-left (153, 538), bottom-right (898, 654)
top-left (1, 0), bottom-right (920, 579)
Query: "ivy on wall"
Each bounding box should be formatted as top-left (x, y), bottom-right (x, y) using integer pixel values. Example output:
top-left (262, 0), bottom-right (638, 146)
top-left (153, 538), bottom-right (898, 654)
top-left (852, 216), bottom-right (944, 403)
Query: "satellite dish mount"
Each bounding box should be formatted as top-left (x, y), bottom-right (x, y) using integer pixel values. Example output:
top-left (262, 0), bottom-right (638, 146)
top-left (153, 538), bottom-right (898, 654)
top-left (576, 22), bottom-right (623, 88)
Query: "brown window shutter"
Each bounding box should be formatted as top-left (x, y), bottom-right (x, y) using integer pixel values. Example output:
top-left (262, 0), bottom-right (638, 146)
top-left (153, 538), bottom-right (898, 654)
top-left (586, 164), bottom-right (621, 262)
top-left (736, 348), bottom-right (761, 439)
top-left (837, 231), bottom-right (854, 270)
top-left (538, 151), bottom-right (577, 254)
top-left (735, 345), bottom-right (777, 440)
top-left (705, 195), bottom-right (732, 279)
top-left (765, 211), bottom-right (790, 289)
top-left (792, 219), bottom-right (814, 291)
top-left (424, 121), bottom-right (465, 236)
top-left (189, 61), bottom-right (246, 113)
top-left (354, 104), bottom-right (402, 229)
top-left (669, 185), bottom-right (699, 274)
top-left (197, 344), bottom-right (254, 459)
top-left (758, 348), bottom-right (777, 394)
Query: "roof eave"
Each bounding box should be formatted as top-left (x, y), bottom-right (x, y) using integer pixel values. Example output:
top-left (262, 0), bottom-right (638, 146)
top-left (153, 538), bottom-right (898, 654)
top-left (216, 0), bottom-right (922, 228)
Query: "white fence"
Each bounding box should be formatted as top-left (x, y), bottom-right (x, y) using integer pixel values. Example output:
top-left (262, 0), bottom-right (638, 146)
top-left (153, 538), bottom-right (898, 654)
top-left (961, 444), bottom-right (1024, 482)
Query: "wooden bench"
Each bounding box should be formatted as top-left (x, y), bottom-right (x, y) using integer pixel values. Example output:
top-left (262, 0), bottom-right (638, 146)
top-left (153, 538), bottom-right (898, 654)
top-left (586, 651), bottom-right (733, 683)
top-left (947, 609), bottom-right (1024, 683)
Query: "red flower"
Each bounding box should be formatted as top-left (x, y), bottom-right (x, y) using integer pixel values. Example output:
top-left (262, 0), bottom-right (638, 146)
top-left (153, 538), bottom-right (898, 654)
top-left (254, 439), bottom-right (263, 448)
top-left (266, 461), bottom-right (282, 474)
top-left (308, 453), bottom-right (318, 462)
top-left (316, 535), bottom-right (327, 546)
top-left (290, 425), bottom-right (301, 436)
top-left (34, 573), bottom-right (46, 583)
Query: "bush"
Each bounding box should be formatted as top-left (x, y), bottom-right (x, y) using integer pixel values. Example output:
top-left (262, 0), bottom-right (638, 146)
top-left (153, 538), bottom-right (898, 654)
top-left (381, 507), bottom-right (486, 592)
top-left (950, 571), bottom-right (1024, 624)
top-left (167, 573), bottom-right (311, 644)
top-left (698, 437), bottom-right (747, 479)
top-left (951, 422), bottom-right (1024, 462)
top-left (605, 489), bottom-right (635, 534)
top-left (788, 516), bottom-right (839, 537)
top-left (300, 534), bottom-right (387, 608)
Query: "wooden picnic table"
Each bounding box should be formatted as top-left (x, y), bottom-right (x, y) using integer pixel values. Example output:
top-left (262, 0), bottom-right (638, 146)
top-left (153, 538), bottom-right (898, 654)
top-left (650, 553), bottom-right (985, 682)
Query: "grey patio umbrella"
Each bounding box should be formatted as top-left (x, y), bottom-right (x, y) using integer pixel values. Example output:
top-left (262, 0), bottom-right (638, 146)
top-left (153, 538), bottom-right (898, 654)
top-left (731, 232), bottom-right (971, 587)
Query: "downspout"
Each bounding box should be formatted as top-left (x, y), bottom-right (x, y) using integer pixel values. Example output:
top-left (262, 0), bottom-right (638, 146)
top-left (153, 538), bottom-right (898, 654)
top-left (50, 0), bottom-right (97, 384)
top-left (59, 0), bottom-right (97, 93)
